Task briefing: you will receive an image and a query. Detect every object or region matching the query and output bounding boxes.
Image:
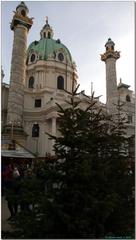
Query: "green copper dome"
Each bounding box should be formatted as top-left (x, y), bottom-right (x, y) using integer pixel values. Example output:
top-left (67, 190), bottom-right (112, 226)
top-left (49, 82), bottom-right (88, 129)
top-left (27, 19), bottom-right (74, 64)
top-left (27, 37), bottom-right (73, 64)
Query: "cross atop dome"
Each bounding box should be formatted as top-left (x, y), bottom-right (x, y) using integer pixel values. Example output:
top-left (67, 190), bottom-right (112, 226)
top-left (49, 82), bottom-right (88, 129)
top-left (46, 16), bottom-right (48, 24)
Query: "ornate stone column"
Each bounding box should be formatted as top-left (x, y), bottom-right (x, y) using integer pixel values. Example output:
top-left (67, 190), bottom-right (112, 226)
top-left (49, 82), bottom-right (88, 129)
top-left (2, 2), bottom-right (33, 145)
top-left (101, 38), bottom-right (120, 112)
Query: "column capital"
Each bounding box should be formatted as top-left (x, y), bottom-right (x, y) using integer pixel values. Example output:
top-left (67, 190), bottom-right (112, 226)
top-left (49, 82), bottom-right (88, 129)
top-left (101, 51), bottom-right (120, 62)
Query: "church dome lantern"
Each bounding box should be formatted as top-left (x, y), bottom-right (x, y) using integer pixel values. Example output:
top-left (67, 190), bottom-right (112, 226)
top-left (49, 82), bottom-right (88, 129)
top-left (40, 17), bottom-right (54, 39)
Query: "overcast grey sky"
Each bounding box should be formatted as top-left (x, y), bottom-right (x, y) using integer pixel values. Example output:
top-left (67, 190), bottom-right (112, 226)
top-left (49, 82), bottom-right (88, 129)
top-left (1, 1), bottom-right (134, 103)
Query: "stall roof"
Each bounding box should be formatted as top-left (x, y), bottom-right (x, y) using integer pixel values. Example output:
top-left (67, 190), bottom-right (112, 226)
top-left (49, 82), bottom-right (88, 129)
top-left (1, 150), bottom-right (35, 158)
top-left (1, 139), bottom-right (35, 158)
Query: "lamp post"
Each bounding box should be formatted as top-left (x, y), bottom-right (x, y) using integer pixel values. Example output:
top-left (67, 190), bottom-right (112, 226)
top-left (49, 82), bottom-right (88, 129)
top-left (36, 137), bottom-right (38, 157)
top-left (9, 121), bottom-right (14, 140)
top-left (9, 121), bottom-right (21, 140)
top-left (33, 122), bottom-right (39, 157)
top-left (33, 137), bottom-right (39, 157)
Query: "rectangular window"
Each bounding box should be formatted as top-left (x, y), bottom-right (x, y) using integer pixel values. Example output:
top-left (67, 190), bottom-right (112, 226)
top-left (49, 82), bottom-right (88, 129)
top-left (35, 99), bottom-right (41, 108)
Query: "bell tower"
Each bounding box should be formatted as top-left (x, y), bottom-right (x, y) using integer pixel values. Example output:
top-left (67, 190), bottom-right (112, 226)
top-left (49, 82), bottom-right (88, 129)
top-left (101, 38), bottom-right (120, 111)
top-left (3, 2), bottom-right (33, 144)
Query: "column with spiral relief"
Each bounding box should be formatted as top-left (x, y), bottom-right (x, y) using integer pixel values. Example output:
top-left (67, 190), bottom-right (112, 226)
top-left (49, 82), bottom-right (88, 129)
top-left (3, 2), bottom-right (33, 145)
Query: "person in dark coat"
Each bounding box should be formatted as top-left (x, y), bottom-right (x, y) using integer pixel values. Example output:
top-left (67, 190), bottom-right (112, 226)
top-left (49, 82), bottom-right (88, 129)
top-left (5, 164), bottom-right (21, 220)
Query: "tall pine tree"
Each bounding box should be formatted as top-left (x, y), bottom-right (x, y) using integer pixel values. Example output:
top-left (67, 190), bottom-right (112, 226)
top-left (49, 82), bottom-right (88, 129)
top-left (4, 84), bottom-right (134, 239)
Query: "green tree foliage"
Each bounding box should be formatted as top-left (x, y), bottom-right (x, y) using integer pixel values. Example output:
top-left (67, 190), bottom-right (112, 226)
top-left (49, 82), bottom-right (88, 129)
top-left (3, 84), bottom-right (134, 239)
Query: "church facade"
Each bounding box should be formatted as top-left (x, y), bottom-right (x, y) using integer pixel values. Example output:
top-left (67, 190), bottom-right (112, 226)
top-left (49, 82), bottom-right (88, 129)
top-left (1, 2), bottom-right (135, 157)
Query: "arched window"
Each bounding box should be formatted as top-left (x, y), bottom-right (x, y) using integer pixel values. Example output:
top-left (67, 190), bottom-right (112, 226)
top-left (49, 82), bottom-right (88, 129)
top-left (21, 9), bottom-right (26, 17)
top-left (126, 95), bottom-right (131, 102)
top-left (28, 76), bottom-right (34, 88)
top-left (48, 32), bottom-right (51, 38)
top-left (58, 53), bottom-right (64, 62)
top-left (57, 76), bottom-right (64, 90)
top-left (30, 54), bottom-right (36, 63)
top-left (44, 32), bottom-right (46, 38)
top-left (32, 124), bottom-right (39, 137)
top-left (106, 46), bottom-right (108, 51)
top-left (111, 45), bottom-right (114, 50)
